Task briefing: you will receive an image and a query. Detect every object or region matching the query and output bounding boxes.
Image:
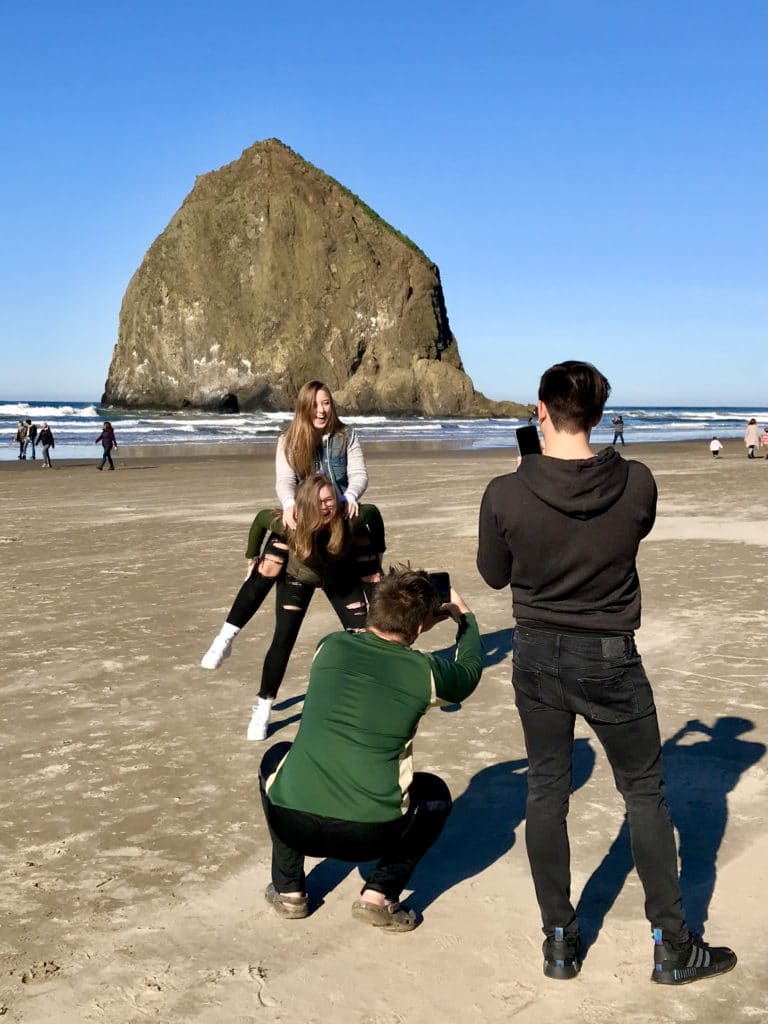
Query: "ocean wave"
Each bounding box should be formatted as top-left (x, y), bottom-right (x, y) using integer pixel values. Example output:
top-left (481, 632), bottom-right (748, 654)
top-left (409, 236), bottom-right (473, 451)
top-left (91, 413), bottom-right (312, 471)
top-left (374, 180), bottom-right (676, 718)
top-left (606, 409), bottom-right (763, 422)
top-left (0, 402), bottom-right (99, 418)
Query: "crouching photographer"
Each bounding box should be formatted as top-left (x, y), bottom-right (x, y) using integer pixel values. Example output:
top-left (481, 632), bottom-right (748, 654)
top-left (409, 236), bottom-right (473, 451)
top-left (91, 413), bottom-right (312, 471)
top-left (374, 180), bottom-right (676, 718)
top-left (258, 567), bottom-right (483, 930)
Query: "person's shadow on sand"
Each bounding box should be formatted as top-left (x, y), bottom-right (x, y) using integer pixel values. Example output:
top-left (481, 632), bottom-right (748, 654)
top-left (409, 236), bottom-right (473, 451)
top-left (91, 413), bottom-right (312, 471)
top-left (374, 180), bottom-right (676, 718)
top-left (576, 715), bottom-right (765, 952)
top-left (409, 738), bottom-right (595, 914)
top-left (305, 739), bottom-right (596, 914)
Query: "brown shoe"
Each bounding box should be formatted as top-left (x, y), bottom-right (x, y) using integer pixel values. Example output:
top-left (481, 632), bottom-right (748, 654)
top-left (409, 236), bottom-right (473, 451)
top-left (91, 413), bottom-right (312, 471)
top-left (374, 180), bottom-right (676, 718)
top-left (351, 899), bottom-right (417, 932)
top-left (264, 883), bottom-right (309, 919)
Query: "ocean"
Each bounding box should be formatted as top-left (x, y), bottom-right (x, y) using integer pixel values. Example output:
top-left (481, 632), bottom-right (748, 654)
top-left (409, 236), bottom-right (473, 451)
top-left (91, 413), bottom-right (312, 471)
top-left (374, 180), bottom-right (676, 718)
top-left (2, 401), bottom-right (766, 461)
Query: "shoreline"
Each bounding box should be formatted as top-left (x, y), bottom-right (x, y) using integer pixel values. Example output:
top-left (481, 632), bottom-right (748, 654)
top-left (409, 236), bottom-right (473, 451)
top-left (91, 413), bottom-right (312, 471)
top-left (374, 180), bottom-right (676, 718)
top-left (0, 437), bottom-right (751, 469)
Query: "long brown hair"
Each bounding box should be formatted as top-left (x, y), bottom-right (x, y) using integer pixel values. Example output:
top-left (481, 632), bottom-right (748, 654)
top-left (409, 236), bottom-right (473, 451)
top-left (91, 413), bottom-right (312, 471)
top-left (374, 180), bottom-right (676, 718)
top-left (282, 381), bottom-right (344, 479)
top-left (288, 475), bottom-right (347, 563)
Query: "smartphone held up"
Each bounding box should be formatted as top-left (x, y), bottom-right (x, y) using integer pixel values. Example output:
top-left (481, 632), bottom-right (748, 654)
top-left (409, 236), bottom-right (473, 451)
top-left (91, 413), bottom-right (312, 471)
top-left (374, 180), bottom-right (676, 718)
top-left (515, 425), bottom-right (541, 456)
top-left (426, 571), bottom-right (451, 604)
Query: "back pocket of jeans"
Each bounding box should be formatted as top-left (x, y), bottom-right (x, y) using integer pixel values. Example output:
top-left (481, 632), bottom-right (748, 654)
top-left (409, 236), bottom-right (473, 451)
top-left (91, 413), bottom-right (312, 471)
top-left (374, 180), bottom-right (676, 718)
top-left (512, 663), bottom-right (543, 707)
top-left (576, 665), bottom-right (653, 723)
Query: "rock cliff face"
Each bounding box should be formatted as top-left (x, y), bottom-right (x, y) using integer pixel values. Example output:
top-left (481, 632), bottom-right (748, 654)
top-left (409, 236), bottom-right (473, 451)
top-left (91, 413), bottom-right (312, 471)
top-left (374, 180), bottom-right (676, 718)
top-left (102, 139), bottom-right (525, 417)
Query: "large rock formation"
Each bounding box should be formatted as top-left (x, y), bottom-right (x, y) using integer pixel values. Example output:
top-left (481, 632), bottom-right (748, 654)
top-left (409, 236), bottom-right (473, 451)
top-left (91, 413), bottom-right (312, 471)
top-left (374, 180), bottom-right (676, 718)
top-left (102, 139), bottom-right (526, 417)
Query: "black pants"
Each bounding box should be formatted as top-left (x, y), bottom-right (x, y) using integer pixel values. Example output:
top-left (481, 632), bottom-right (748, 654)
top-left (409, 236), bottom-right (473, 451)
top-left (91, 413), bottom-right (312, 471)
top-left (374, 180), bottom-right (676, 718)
top-left (259, 742), bottom-right (452, 900)
top-left (227, 558), bottom-right (368, 699)
top-left (513, 625), bottom-right (686, 942)
top-left (99, 446), bottom-right (115, 470)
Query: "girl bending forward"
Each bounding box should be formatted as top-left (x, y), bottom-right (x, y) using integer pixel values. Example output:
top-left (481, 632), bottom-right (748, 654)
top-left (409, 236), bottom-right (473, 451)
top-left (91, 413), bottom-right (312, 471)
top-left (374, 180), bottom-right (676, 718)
top-left (202, 475), bottom-right (383, 740)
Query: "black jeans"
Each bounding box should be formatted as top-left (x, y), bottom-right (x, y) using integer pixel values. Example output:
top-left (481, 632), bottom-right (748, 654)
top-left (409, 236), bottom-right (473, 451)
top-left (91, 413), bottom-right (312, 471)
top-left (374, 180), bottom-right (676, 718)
top-left (259, 742), bottom-right (452, 900)
top-left (227, 546), bottom-right (368, 699)
top-left (99, 445), bottom-right (114, 470)
top-left (513, 625), bottom-right (686, 941)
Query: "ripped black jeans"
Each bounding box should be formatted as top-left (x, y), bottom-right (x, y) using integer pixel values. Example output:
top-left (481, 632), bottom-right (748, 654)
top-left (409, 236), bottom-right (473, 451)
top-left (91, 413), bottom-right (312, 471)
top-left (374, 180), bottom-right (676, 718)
top-left (225, 537), bottom-right (368, 699)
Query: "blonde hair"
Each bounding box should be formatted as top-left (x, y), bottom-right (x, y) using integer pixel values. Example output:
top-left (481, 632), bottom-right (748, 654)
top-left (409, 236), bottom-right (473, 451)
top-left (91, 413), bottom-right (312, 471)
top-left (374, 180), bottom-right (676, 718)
top-left (282, 381), bottom-right (344, 480)
top-left (289, 475), bottom-right (347, 563)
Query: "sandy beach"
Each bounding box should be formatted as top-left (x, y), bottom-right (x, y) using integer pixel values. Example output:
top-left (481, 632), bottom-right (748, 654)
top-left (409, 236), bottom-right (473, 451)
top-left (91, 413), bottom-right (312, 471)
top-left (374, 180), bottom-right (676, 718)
top-left (1, 441), bottom-right (766, 1023)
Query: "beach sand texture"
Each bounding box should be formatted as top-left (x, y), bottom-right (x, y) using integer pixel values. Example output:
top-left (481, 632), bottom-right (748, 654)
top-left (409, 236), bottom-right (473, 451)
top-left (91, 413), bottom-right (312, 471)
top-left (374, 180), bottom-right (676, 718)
top-left (1, 442), bottom-right (766, 1023)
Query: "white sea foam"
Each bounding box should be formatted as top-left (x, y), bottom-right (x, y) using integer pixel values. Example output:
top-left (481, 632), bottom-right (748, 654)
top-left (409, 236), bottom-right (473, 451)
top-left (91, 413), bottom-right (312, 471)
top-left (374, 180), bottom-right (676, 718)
top-left (0, 403), bottom-right (99, 418)
top-left (2, 400), bottom-right (766, 461)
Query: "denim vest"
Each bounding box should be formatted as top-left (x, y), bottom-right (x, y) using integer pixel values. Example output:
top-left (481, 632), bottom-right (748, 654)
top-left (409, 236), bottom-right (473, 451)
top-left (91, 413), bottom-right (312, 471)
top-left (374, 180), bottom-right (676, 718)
top-left (313, 432), bottom-right (350, 498)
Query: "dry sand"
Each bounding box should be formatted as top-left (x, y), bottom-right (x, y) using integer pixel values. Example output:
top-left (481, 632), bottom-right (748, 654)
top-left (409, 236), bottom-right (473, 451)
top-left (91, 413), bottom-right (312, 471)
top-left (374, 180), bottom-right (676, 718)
top-left (1, 441), bottom-right (766, 1023)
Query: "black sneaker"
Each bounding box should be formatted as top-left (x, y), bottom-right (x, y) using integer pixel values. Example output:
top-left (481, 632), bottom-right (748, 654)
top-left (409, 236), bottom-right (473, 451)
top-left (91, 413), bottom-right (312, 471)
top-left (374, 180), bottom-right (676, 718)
top-left (651, 929), bottom-right (737, 985)
top-left (543, 927), bottom-right (581, 980)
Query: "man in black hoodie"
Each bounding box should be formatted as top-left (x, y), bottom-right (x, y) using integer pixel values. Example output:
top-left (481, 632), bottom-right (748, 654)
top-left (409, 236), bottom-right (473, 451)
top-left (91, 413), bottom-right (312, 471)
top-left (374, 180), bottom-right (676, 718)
top-left (477, 360), bottom-right (736, 986)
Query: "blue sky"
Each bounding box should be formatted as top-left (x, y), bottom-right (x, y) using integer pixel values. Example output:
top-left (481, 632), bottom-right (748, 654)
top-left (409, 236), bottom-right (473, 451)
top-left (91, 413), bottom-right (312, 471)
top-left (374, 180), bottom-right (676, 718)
top-left (1, 1), bottom-right (766, 406)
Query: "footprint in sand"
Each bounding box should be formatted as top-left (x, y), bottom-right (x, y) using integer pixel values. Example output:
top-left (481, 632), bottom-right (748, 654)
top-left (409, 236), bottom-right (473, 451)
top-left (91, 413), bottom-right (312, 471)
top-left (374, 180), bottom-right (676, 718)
top-left (202, 964), bottom-right (276, 1009)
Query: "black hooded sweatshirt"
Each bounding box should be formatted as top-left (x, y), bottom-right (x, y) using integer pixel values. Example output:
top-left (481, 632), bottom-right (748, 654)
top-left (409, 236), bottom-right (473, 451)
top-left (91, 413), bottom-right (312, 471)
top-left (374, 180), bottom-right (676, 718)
top-left (477, 448), bottom-right (656, 633)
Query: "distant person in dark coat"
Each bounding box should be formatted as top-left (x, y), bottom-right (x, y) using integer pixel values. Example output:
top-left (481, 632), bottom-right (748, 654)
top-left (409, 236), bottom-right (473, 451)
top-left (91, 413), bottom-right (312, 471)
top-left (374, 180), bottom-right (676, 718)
top-left (95, 422), bottom-right (118, 471)
top-left (611, 414), bottom-right (625, 446)
top-left (24, 418), bottom-right (38, 460)
top-left (39, 423), bottom-right (55, 468)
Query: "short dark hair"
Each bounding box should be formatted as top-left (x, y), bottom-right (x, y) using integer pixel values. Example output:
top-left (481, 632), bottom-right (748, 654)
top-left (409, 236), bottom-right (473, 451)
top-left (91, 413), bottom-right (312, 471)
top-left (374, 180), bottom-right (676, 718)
top-left (367, 568), bottom-right (443, 646)
top-left (538, 360), bottom-right (611, 433)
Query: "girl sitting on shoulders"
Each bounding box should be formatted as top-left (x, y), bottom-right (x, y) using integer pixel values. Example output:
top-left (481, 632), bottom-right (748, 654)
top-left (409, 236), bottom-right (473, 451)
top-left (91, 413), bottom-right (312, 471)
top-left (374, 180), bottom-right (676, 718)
top-left (276, 381), bottom-right (383, 552)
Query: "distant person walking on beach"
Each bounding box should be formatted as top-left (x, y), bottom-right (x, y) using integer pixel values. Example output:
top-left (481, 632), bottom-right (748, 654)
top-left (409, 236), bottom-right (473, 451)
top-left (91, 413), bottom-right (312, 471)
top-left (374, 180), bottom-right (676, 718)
top-left (39, 423), bottom-right (55, 468)
top-left (477, 360), bottom-right (736, 986)
top-left (201, 475), bottom-right (382, 741)
top-left (744, 418), bottom-right (760, 459)
top-left (709, 437), bottom-right (723, 458)
top-left (611, 414), bottom-right (625, 445)
top-left (14, 420), bottom-right (27, 459)
top-left (95, 421), bottom-right (118, 470)
top-left (24, 418), bottom-right (37, 460)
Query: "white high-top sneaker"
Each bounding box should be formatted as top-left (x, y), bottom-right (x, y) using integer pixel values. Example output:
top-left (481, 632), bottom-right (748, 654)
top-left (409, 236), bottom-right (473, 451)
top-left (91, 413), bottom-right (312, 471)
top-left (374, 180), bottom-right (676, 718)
top-left (246, 699), bottom-right (274, 741)
top-left (200, 624), bottom-right (238, 670)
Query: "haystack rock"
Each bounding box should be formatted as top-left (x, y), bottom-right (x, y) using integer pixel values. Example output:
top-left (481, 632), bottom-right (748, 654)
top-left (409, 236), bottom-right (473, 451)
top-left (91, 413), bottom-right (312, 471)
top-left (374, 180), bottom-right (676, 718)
top-left (102, 139), bottom-right (527, 417)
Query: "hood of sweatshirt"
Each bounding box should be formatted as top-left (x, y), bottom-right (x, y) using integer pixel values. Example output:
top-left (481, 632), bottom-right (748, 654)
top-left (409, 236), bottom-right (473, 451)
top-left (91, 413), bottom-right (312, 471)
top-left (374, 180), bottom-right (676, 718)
top-left (515, 447), bottom-right (630, 519)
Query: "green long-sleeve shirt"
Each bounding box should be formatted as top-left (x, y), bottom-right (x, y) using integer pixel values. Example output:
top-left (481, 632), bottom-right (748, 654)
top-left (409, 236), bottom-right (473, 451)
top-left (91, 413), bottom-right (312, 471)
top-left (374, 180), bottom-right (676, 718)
top-left (265, 613), bottom-right (483, 823)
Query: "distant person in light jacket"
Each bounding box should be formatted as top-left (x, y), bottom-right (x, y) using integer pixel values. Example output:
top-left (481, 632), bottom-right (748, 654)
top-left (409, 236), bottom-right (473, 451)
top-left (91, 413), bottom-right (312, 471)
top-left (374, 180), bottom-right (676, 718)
top-left (744, 418), bottom-right (760, 459)
top-left (14, 421), bottom-right (27, 460)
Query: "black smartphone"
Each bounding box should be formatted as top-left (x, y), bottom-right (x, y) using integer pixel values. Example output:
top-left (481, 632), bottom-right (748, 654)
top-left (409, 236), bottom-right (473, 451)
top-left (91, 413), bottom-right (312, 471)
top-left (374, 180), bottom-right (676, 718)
top-left (515, 425), bottom-right (541, 456)
top-left (426, 571), bottom-right (451, 603)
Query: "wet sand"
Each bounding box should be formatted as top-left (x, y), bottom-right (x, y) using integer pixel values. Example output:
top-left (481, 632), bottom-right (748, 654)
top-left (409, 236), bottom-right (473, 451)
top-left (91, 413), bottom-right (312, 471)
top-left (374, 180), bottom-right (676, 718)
top-left (1, 441), bottom-right (766, 1022)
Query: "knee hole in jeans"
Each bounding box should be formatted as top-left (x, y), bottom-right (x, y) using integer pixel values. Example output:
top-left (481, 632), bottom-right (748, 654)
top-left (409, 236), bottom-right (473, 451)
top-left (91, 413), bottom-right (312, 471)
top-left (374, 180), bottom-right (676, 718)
top-left (258, 555), bottom-right (286, 578)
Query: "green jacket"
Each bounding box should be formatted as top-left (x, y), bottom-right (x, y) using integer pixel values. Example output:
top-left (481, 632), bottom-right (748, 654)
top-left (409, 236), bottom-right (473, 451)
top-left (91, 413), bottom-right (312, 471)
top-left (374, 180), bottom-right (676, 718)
top-left (265, 614), bottom-right (483, 823)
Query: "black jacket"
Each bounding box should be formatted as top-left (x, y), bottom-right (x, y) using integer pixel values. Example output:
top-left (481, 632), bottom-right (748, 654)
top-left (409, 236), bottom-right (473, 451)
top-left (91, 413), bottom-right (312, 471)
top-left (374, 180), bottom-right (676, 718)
top-left (477, 448), bottom-right (656, 633)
